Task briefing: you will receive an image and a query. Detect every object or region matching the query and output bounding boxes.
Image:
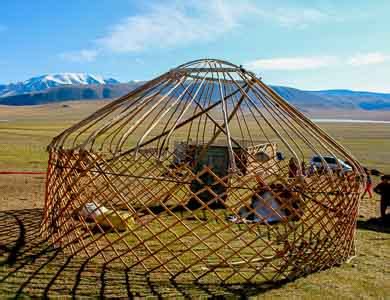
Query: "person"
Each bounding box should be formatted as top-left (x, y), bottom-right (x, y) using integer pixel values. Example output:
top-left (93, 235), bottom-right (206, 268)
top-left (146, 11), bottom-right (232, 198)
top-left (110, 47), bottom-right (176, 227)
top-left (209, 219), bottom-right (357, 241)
top-left (373, 175), bottom-right (390, 218)
top-left (288, 157), bottom-right (299, 178)
top-left (308, 163), bottom-right (317, 176)
top-left (362, 168), bottom-right (373, 199)
top-left (301, 161), bottom-right (307, 176)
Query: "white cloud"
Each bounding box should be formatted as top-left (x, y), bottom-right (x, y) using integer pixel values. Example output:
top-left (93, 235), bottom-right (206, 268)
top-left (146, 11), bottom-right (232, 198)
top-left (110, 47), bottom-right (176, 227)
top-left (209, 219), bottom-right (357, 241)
top-left (97, 1), bottom-right (337, 53)
top-left (98, 1), bottom-right (249, 53)
top-left (272, 8), bottom-right (332, 28)
top-left (61, 1), bottom-right (340, 57)
top-left (246, 52), bottom-right (390, 71)
top-left (246, 56), bottom-right (339, 71)
top-left (59, 49), bottom-right (99, 63)
top-left (347, 52), bottom-right (390, 66)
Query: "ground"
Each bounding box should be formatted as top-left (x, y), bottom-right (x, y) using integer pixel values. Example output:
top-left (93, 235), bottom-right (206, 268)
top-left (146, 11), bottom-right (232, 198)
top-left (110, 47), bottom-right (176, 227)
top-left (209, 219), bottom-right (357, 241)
top-left (0, 101), bottom-right (389, 298)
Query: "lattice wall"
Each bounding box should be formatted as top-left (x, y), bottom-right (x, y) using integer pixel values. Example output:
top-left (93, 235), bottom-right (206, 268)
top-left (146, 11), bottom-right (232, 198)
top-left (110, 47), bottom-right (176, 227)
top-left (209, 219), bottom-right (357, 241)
top-left (42, 59), bottom-right (364, 284)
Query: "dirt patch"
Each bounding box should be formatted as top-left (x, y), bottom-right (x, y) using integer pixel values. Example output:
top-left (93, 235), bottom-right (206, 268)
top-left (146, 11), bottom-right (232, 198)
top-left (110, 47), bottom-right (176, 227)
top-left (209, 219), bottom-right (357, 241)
top-left (0, 175), bottom-right (45, 211)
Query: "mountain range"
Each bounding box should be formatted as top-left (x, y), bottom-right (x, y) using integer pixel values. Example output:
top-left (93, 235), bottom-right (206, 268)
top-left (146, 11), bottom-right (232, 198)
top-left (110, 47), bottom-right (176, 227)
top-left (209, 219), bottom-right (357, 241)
top-left (1, 73), bottom-right (390, 111)
top-left (0, 73), bottom-right (120, 98)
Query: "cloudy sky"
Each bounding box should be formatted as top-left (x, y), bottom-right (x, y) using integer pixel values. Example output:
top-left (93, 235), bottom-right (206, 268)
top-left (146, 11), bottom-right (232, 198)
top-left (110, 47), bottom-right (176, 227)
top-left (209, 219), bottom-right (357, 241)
top-left (1, 0), bottom-right (390, 92)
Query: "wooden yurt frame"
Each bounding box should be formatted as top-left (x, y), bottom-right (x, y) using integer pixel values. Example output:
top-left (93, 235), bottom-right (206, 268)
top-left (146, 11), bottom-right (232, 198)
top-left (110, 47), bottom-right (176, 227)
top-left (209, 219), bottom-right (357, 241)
top-left (41, 59), bottom-right (365, 284)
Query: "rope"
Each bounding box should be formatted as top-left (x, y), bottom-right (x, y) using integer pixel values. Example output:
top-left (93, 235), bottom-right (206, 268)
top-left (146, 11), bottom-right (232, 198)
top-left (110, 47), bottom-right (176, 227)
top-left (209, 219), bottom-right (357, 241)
top-left (0, 171), bottom-right (46, 175)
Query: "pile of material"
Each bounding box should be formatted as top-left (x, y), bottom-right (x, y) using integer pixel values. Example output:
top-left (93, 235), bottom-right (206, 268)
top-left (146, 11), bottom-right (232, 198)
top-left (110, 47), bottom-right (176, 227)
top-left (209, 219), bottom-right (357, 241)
top-left (79, 202), bottom-right (134, 232)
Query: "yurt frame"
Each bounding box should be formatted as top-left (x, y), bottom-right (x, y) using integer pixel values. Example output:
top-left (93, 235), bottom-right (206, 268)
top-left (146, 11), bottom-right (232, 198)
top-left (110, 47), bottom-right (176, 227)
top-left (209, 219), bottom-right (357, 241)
top-left (41, 59), bottom-right (364, 284)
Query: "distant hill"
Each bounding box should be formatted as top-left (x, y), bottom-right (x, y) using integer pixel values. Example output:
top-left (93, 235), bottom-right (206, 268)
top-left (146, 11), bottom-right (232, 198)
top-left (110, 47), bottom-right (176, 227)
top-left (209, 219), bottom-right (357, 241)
top-left (0, 73), bottom-right (119, 98)
top-left (0, 83), bottom-right (143, 106)
top-left (271, 86), bottom-right (390, 110)
top-left (1, 73), bottom-right (390, 110)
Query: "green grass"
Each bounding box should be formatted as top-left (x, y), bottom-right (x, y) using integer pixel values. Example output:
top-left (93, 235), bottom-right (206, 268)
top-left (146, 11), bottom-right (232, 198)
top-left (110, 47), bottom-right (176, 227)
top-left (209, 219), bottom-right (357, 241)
top-left (0, 103), bottom-right (390, 298)
top-left (0, 121), bottom-right (69, 170)
top-left (1, 116), bottom-right (390, 173)
top-left (1, 207), bottom-right (389, 298)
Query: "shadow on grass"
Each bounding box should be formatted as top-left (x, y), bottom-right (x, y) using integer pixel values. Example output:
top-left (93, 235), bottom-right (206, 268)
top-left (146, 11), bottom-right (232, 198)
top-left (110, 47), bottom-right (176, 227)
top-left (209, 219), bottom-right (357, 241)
top-left (357, 215), bottom-right (390, 234)
top-left (0, 209), bottom-right (295, 298)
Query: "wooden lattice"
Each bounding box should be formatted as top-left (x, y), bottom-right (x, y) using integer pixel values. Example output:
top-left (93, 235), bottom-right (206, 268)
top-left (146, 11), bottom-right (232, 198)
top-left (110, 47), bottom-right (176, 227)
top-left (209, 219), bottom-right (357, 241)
top-left (41, 59), bottom-right (365, 284)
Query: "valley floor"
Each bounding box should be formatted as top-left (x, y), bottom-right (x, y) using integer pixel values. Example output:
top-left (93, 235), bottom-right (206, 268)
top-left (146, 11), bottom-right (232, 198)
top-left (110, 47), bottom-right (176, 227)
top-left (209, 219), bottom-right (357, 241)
top-left (0, 102), bottom-right (389, 298)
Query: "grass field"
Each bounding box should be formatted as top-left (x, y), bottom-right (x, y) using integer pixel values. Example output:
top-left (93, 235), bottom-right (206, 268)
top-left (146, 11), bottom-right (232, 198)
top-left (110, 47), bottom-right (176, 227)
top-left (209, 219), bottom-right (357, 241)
top-left (0, 101), bottom-right (389, 298)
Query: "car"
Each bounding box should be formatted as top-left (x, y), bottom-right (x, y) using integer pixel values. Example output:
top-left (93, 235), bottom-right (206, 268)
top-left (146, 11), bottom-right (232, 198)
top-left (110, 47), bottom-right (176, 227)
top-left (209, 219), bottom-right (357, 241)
top-left (309, 155), bottom-right (352, 173)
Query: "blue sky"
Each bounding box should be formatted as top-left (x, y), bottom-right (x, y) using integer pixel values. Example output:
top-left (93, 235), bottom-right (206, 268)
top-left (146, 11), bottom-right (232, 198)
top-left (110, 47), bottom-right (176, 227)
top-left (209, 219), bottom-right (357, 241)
top-left (1, 0), bottom-right (390, 92)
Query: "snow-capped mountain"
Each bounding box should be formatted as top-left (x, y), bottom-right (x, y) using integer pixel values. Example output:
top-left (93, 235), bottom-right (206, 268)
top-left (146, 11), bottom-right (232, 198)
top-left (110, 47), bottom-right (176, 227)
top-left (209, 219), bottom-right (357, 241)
top-left (0, 73), bottom-right (120, 97)
top-left (1, 73), bottom-right (389, 111)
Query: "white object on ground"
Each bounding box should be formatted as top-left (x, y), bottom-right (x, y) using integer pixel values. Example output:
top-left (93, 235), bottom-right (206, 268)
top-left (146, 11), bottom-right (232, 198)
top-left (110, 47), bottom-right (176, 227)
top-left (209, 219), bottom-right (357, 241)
top-left (237, 191), bottom-right (286, 223)
top-left (78, 202), bottom-right (134, 231)
top-left (79, 202), bottom-right (109, 220)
